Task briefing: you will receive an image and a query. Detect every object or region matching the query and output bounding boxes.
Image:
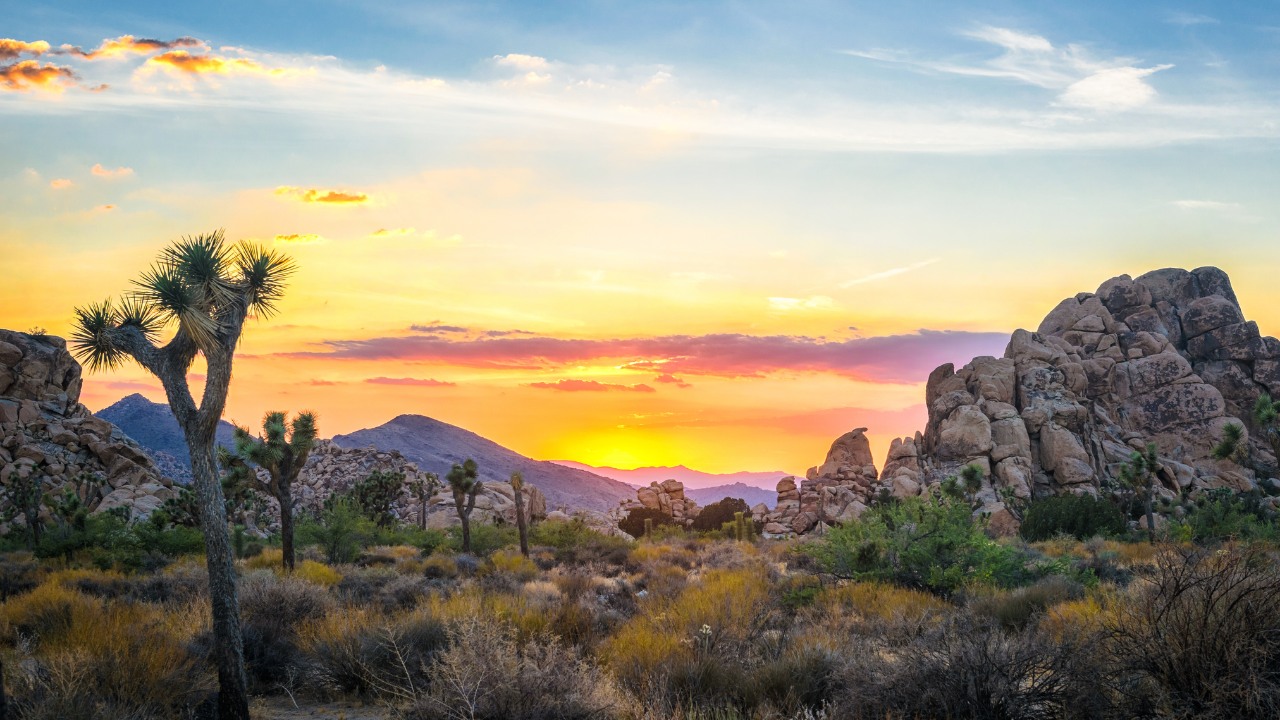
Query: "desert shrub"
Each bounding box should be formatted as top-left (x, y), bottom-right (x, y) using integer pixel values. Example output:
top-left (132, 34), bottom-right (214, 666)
top-left (690, 497), bottom-right (751, 532)
top-left (379, 575), bottom-right (431, 611)
top-left (298, 497), bottom-right (375, 564)
top-left (0, 551), bottom-right (46, 600)
top-left (295, 559), bottom-right (343, 586)
top-left (747, 644), bottom-right (843, 714)
top-left (530, 518), bottom-right (631, 565)
top-left (0, 580), bottom-right (100, 645)
top-left (968, 575), bottom-right (1085, 630)
top-left (1106, 544), bottom-right (1280, 718)
top-left (244, 547), bottom-right (285, 570)
top-left (447, 523), bottom-right (517, 556)
top-left (1175, 489), bottom-right (1277, 543)
top-left (422, 554), bottom-right (459, 579)
top-left (408, 617), bottom-right (619, 720)
top-left (814, 581), bottom-right (951, 625)
top-left (1020, 494), bottom-right (1127, 541)
top-left (301, 606), bottom-right (448, 698)
top-left (618, 507), bottom-right (677, 539)
top-left (834, 614), bottom-right (1105, 720)
top-left (487, 547), bottom-right (539, 581)
top-left (806, 493), bottom-right (1034, 594)
top-left (237, 571), bottom-right (335, 689)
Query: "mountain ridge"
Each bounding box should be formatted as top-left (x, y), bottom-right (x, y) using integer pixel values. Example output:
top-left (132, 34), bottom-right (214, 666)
top-left (552, 460), bottom-right (791, 490)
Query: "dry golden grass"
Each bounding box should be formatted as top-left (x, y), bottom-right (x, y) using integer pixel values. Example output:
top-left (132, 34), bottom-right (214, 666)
top-left (815, 581), bottom-right (950, 624)
top-left (487, 547), bottom-right (539, 580)
top-left (295, 559), bottom-right (344, 586)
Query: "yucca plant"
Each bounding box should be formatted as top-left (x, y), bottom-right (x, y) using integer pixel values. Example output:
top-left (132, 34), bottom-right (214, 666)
top-left (1119, 443), bottom-right (1161, 543)
top-left (410, 471), bottom-right (441, 530)
top-left (219, 411), bottom-right (317, 572)
top-left (69, 230), bottom-right (294, 720)
top-left (511, 471), bottom-right (529, 557)
top-left (447, 458), bottom-right (482, 553)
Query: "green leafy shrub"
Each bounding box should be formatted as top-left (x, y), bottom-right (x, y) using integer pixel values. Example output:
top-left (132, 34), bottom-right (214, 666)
top-left (446, 523), bottom-right (516, 557)
top-left (529, 518), bottom-right (631, 565)
top-left (618, 507), bottom-right (676, 539)
top-left (1020, 493), bottom-right (1126, 541)
top-left (298, 498), bottom-right (375, 564)
top-left (1175, 488), bottom-right (1276, 543)
top-left (691, 497), bottom-right (750, 532)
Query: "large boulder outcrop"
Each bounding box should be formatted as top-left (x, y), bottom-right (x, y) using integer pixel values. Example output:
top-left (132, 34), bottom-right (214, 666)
top-left (873, 267), bottom-right (1279, 533)
top-left (0, 330), bottom-right (175, 522)
top-left (760, 428), bottom-right (876, 535)
top-left (611, 478), bottom-right (701, 530)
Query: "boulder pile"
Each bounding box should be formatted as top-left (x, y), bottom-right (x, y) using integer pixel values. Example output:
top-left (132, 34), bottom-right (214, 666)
top-left (612, 479), bottom-right (701, 526)
top-left (759, 428), bottom-right (877, 535)
top-left (0, 330), bottom-right (175, 521)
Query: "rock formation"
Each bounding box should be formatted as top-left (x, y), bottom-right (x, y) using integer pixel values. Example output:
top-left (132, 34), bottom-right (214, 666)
top-left (612, 479), bottom-right (702, 527)
top-left (0, 330), bottom-right (175, 522)
top-left (759, 428), bottom-right (875, 535)
top-left (867, 266), bottom-right (1278, 534)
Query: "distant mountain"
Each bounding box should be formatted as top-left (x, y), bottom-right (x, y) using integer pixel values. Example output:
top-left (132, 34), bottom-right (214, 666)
top-left (332, 414), bottom-right (635, 512)
top-left (684, 483), bottom-right (777, 509)
top-left (551, 461), bottom-right (791, 491)
top-left (95, 393), bottom-right (236, 483)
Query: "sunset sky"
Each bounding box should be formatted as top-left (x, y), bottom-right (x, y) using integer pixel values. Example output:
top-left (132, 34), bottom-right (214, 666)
top-left (3, 2), bottom-right (1278, 475)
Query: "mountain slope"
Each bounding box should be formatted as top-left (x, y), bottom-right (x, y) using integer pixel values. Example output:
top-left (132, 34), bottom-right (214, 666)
top-left (332, 414), bottom-right (634, 512)
top-left (683, 483), bottom-right (777, 509)
top-left (552, 461), bottom-right (790, 491)
top-left (94, 393), bottom-right (236, 483)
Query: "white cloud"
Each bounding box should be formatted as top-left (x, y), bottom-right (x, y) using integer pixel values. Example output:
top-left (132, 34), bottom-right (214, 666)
top-left (1059, 65), bottom-right (1173, 111)
top-left (963, 26), bottom-right (1053, 53)
top-left (768, 295), bottom-right (836, 311)
top-left (1167, 12), bottom-right (1218, 26)
top-left (1171, 199), bottom-right (1243, 211)
top-left (494, 53), bottom-right (549, 70)
top-left (840, 258), bottom-right (939, 288)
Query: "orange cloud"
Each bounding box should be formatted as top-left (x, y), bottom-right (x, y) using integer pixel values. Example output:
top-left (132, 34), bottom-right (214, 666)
top-left (364, 377), bottom-right (456, 387)
top-left (145, 50), bottom-right (285, 76)
top-left (275, 186), bottom-right (371, 205)
top-left (273, 233), bottom-right (323, 244)
top-left (0, 39), bottom-right (51, 60)
top-left (91, 163), bottom-right (133, 178)
top-left (65, 35), bottom-right (203, 60)
top-left (525, 379), bottom-right (657, 393)
top-left (1, 60), bottom-right (77, 92)
top-left (94, 204), bottom-right (116, 212)
top-left (49, 178), bottom-right (73, 189)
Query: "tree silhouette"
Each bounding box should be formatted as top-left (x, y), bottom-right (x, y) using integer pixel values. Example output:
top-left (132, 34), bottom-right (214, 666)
top-left (220, 411), bottom-right (318, 572)
top-left (70, 230), bottom-right (294, 720)
top-left (447, 459), bottom-right (482, 553)
top-left (511, 471), bottom-right (529, 557)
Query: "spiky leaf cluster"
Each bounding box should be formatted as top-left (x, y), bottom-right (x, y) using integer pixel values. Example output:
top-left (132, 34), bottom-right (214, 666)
top-left (70, 230), bottom-right (296, 370)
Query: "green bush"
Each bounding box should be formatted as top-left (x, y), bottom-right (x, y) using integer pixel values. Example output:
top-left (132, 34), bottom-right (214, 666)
top-left (1020, 493), bottom-right (1126, 541)
top-left (446, 523), bottom-right (516, 557)
top-left (529, 518), bottom-right (631, 565)
top-left (805, 493), bottom-right (1035, 594)
top-left (691, 497), bottom-right (750, 532)
top-left (618, 507), bottom-right (677, 539)
top-left (1175, 489), bottom-right (1276, 543)
top-left (298, 498), bottom-right (375, 564)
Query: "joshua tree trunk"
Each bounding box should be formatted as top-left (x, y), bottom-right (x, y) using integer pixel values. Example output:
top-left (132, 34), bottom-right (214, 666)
top-left (1144, 484), bottom-right (1156, 544)
top-left (513, 485), bottom-right (529, 557)
top-left (460, 509), bottom-right (472, 553)
top-left (279, 482), bottom-right (295, 573)
top-left (187, 428), bottom-right (250, 720)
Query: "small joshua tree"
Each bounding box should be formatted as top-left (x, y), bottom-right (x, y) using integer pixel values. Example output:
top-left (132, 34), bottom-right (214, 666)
top-left (1212, 422), bottom-right (1248, 464)
top-left (447, 459), bottom-right (482, 553)
top-left (511, 471), bottom-right (529, 557)
top-left (2, 470), bottom-right (44, 549)
top-left (349, 470), bottom-right (405, 528)
top-left (219, 411), bottom-right (318, 572)
top-left (1119, 443), bottom-right (1161, 543)
top-left (409, 472), bottom-right (441, 530)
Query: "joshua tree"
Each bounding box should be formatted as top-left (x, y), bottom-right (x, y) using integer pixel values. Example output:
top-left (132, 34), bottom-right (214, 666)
top-left (409, 472), bottom-right (440, 530)
top-left (1212, 422), bottom-right (1248, 464)
top-left (510, 471), bottom-right (529, 557)
top-left (1253, 393), bottom-right (1280, 470)
top-left (2, 470), bottom-right (44, 550)
top-left (219, 411), bottom-right (318, 572)
top-left (349, 470), bottom-right (405, 528)
top-left (70, 230), bottom-right (294, 720)
top-left (447, 459), bottom-right (481, 553)
top-left (1119, 443), bottom-right (1161, 543)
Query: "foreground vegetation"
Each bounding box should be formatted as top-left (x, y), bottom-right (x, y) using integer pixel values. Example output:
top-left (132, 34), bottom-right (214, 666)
top-left (1, 483), bottom-right (1278, 720)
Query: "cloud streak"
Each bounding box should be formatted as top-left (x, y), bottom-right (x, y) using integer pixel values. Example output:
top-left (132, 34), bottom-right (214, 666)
top-left (525, 379), bottom-right (656, 392)
top-left (840, 258), bottom-right (940, 288)
top-left (63, 35), bottom-right (203, 60)
top-left (364, 377), bottom-right (456, 387)
top-left (283, 328), bottom-right (1008, 384)
top-left (275, 186), bottom-right (371, 205)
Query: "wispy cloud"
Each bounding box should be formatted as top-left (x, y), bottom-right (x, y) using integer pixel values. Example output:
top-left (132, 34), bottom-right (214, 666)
top-left (144, 50), bottom-right (286, 77)
top-left (0, 39), bottom-right (51, 60)
top-left (275, 186), bottom-right (371, 205)
top-left (525, 379), bottom-right (656, 392)
top-left (767, 295), bottom-right (835, 311)
top-left (364, 376), bottom-right (456, 387)
top-left (1166, 12), bottom-right (1218, 27)
top-left (1171, 199), bottom-right (1243, 211)
top-left (273, 233), bottom-right (324, 244)
top-left (62, 35), bottom-right (203, 60)
top-left (281, 328), bottom-right (1008, 384)
top-left (90, 163), bottom-right (132, 178)
top-left (49, 177), bottom-right (72, 189)
top-left (840, 258), bottom-right (939, 288)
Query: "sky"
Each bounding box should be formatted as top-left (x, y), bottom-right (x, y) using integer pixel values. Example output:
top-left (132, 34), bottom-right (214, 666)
top-left (2, 1), bottom-right (1279, 475)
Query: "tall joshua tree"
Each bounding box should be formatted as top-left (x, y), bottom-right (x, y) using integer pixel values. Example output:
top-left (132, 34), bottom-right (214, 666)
top-left (220, 411), bottom-right (318, 572)
top-left (70, 231), bottom-right (294, 720)
top-left (447, 458), bottom-right (482, 553)
top-left (510, 471), bottom-right (529, 557)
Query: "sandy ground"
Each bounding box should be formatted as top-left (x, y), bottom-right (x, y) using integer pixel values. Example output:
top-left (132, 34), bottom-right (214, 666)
top-left (251, 697), bottom-right (398, 720)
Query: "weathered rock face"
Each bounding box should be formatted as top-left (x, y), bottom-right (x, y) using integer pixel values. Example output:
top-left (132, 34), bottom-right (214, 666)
top-left (0, 330), bottom-right (174, 521)
top-left (760, 428), bottom-right (876, 535)
top-left (611, 478), bottom-right (701, 528)
top-left (246, 440), bottom-right (546, 533)
top-left (877, 266), bottom-right (1278, 532)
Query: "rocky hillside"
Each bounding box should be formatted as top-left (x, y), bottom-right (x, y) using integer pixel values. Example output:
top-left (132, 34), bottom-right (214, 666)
top-left (333, 414), bottom-right (634, 512)
top-left (795, 266), bottom-right (1280, 536)
top-left (95, 393), bottom-right (235, 483)
top-left (0, 330), bottom-right (175, 520)
top-left (238, 440), bottom-right (546, 535)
